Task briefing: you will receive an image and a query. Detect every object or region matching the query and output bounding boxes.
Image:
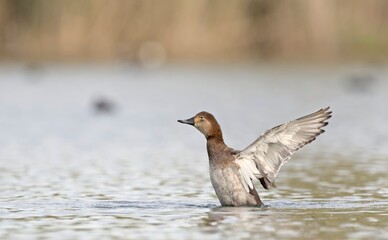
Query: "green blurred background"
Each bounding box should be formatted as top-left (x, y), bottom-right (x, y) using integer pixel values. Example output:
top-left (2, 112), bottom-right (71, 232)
top-left (1, 0), bottom-right (388, 64)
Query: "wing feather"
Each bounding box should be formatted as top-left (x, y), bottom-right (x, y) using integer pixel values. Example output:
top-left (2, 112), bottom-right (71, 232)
top-left (235, 107), bottom-right (332, 191)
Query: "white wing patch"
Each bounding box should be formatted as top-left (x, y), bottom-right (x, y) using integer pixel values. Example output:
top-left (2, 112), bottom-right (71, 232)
top-left (235, 107), bottom-right (332, 192)
top-left (236, 158), bottom-right (262, 192)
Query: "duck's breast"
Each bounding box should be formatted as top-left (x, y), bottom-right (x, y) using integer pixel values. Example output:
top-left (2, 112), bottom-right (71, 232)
top-left (209, 163), bottom-right (257, 206)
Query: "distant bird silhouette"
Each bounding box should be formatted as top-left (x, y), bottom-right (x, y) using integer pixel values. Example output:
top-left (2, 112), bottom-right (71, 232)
top-left (93, 97), bottom-right (116, 114)
top-left (347, 74), bottom-right (376, 93)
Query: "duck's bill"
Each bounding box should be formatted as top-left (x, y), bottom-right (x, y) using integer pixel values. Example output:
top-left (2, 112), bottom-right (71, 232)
top-left (177, 117), bottom-right (195, 125)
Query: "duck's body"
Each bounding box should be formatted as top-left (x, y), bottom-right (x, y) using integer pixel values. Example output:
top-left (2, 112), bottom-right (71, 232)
top-left (210, 161), bottom-right (261, 206)
top-left (178, 108), bottom-right (332, 206)
top-left (206, 137), bottom-right (262, 206)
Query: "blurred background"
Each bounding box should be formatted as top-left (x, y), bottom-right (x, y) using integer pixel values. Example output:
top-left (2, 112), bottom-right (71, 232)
top-left (0, 0), bottom-right (388, 64)
top-left (0, 1), bottom-right (387, 240)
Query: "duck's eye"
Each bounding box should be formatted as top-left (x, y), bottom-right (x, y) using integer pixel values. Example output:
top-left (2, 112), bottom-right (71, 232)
top-left (199, 116), bottom-right (204, 120)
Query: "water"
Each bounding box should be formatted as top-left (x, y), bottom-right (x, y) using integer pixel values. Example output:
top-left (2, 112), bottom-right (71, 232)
top-left (0, 64), bottom-right (387, 239)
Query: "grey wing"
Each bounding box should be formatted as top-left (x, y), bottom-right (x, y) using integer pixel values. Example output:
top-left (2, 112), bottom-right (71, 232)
top-left (235, 107), bottom-right (332, 192)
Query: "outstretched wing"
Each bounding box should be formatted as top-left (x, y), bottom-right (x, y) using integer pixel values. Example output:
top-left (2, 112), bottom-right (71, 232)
top-left (235, 107), bottom-right (332, 192)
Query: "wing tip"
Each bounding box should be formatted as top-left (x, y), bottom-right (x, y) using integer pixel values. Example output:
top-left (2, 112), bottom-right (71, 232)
top-left (259, 177), bottom-right (276, 190)
top-left (322, 106), bottom-right (332, 119)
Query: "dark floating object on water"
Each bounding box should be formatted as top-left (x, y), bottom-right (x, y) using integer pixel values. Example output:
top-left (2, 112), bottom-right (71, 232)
top-left (24, 62), bottom-right (45, 83)
top-left (93, 97), bottom-right (116, 114)
top-left (346, 73), bottom-right (376, 93)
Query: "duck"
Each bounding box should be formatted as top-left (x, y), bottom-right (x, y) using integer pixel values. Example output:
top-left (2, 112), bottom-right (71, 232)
top-left (178, 107), bottom-right (332, 207)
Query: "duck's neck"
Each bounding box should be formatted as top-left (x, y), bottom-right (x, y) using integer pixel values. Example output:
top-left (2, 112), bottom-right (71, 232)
top-left (205, 120), bottom-right (224, 142)
top-left (206, 133), bottom-right (228, 162)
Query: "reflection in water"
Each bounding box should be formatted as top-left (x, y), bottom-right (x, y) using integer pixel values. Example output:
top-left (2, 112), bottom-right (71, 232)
top-left (0, 65), bottom-right (387, 239)
top-left (200, 201), bottom-right (388, 239)
top-left (204, 206), bottom-right (271, 226)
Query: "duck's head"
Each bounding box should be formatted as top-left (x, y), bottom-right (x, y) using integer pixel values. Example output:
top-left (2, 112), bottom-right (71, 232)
top-left (178, 111), bottom-right (223, 140)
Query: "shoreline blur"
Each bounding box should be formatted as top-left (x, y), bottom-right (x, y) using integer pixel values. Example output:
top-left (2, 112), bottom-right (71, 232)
top-left (1, 0), bottom-right (388, 64)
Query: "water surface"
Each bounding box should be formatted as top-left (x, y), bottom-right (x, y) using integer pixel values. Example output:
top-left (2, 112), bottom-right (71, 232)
top-left (0, 64), bottom-right (387, 239)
